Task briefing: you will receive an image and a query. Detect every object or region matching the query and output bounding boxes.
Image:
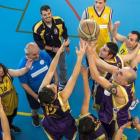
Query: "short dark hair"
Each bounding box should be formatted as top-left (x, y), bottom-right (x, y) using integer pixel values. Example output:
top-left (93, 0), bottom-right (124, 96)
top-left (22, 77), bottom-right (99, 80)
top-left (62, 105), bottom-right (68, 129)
top-left (0, 63), bottom-right (8, 77)
top-left (40, 5), bottom-right (51, 14)
top-left (78, 117), bottom-right (95, 140)
top-left (131, 31), bottom-right (140, 42)
top-left (106, 42), bottom-right (118, 58)
top-left (38, 86), bottom-right (55, 104)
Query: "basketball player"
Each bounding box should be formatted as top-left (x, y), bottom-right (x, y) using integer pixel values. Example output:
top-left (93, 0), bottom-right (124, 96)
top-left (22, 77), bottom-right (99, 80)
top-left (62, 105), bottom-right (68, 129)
top-left (38, 40), bottom-right (86, 140)
top-left (81, 0), bottom-right (117, 79)
top-left (112, 21), bottom-right (140, 110)
top-left (92, 42), bottom-right (139, 113)
top-left (78, 64), bottom-right (106, 140)
top-left (81, 0), bottom-right (117, 54)
top-left (0, 60), bottom-right (33, 140)
top-left (86, 41), bottom-right (137, 139)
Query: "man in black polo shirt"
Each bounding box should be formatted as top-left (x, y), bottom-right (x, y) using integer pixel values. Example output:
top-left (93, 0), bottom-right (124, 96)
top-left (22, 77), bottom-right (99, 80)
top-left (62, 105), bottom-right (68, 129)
top-left (33, 5), bottom-right (69, 87)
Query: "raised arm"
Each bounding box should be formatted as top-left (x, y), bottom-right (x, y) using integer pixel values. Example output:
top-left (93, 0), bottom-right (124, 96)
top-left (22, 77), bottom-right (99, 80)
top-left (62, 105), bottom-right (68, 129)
top-left (130, 53), bottom-right (140, 69)
top-left (0, 98), bottom-right (11, 140)
top-left (86, 41), bottom-right (124, 98)
top-left (8, 59), bottom-right (33, 77)
top-left (112, 21), bottom-right (127, 43)
top-left (80, 65), bottom-right (91, 115)
top-left (120, 43), bottom-right (140, 63)
top-left (86, 41), bottom-right (118, 75)
top-left (60, 41), bottom-right (86, 104)
top-left (39, 40), bottom-right (70, 91)
top-left (114, 122), bottom-right (132, 140)
top-left (109, 20), bottom-right (117, 44)
top-left (81, 10), bottom-right (87, 21)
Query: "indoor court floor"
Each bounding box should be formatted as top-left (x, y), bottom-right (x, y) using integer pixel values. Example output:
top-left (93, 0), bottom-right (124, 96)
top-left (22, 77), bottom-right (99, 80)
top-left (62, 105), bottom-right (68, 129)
top-left (0, 0), bottom-right (140, 139)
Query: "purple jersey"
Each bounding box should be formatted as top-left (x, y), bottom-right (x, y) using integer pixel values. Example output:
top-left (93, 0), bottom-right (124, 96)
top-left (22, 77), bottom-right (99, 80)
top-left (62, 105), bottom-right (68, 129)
top-left (40, 91), bottom-right (77, 139)
top-left (99, 80), bottom-right (133, 127)
top-left (79, 113), bottom-right (106, 140)
top-left (92, 54), bottom-right (124, 109)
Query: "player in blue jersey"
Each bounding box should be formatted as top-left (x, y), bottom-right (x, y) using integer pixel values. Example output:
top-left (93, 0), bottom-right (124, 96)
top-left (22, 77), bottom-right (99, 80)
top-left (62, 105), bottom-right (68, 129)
top-left (78, 64), bottom-right (106, 140)
top-left (38, 39), bottom-right (86, 140)
top-left (18, 42), bottom-right (58, 127)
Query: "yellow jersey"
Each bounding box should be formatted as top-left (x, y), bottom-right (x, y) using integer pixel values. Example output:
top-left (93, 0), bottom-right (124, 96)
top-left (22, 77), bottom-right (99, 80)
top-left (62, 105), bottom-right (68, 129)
top-left (86, 6), bottom-right (112, 54)
top-left (119, 42), bottom-right (140, 68)
top-left (0, 74), bottom-right (18, 115)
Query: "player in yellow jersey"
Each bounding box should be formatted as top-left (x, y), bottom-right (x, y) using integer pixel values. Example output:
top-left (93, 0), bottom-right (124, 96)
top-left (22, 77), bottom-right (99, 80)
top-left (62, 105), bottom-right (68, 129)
top-left (0, 60), bottom-right (33, 140)
top-left (112, 21), bottom-right (140, 110)
top-left (81, 0), bottom-right (117, 79)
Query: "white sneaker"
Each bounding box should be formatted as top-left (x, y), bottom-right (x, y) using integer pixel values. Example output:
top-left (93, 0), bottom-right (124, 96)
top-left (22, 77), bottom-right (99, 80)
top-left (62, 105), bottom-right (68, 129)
top-left (129, 98), bottom-right (139, 110)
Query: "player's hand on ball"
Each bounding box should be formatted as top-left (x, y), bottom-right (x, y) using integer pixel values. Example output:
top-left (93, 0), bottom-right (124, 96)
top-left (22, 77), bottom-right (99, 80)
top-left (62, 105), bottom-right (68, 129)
top-left (114, 21), bottom-right (120, 28)
top-left (86, 41), bottom-right (98, 56)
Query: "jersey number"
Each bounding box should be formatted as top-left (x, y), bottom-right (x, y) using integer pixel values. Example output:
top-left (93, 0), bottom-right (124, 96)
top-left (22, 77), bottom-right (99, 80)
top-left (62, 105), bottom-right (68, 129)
top-left (45, 105), bottom-right (57, 115)
top-left (0, 86), bottom-right (7, 93)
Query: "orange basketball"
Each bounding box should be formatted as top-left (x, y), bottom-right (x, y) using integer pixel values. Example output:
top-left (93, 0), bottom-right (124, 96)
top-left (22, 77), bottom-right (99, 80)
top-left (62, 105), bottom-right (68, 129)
top-left (78, 19), bottom-right (100, 41)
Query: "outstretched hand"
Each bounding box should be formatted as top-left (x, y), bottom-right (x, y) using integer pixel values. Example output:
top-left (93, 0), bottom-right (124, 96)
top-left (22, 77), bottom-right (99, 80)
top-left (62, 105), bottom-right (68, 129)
top-left (75, 39), bottom-right (87, 58)
top-left (26, 59), bottom-right (33, 70)
top-left (120, 121), bottom-right (132, 130)
top-left (85, 41), bottom-right (98, 57)
top-left (114, 21), bottom-right (120, 28)
top-left (80, 64), bottom-right (88, 77)
top-left (58, 39), bottom-right (70, 54)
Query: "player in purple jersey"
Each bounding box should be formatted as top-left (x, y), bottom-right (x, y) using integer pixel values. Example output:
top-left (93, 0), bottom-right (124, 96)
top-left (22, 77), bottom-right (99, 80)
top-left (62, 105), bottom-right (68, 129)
top-left (78, 65), bottom-right (106, 140)
top-left (38, 40), bottom-right (86, 140)
top-left (86, 41), bottom-right (137, 139)
top-left (92, 42), bottom-right (139, 114)
top-left (112, 21), bottom-right (140, 110)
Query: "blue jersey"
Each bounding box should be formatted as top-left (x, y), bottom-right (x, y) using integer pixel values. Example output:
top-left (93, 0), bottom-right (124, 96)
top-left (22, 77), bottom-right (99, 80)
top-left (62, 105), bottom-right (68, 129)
top-left (18, 50), bottom-right (52, 92)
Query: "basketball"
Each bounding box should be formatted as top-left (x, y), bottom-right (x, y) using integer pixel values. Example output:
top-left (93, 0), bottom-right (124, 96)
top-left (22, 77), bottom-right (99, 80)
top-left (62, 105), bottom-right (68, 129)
top-left (78, 19), bottom-right (100, 41)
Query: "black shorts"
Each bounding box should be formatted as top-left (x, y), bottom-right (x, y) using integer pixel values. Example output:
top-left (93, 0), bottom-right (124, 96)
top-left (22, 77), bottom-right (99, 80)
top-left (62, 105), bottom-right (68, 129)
top-left (26, 92), bottom-right (40, 109)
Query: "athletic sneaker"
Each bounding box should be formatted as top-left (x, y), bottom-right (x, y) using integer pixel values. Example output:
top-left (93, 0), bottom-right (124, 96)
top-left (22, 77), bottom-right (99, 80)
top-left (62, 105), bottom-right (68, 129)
top-left (59, 82), bottom-right (67, 88)
top-left (31, 114), bottom-right (40, 127)
top-left (129, 98), bottom-right (139, 110)
top-left (11, 134), bottom-right (16, 140)
top-left (10, 124), bottom-right (21, 133)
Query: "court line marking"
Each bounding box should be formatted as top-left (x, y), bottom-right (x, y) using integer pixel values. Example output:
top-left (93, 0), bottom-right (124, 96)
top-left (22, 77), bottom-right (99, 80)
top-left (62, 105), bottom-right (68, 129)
top-left (0, 4), bottom-right (24, 11)
top-left (0, 0), bottom-right (79, 38)
top-left (65, 0), bottom-right (81, 21)
top-left (16, 0), bottom-right (30, 32)
top-left (17, 111), bottom-right (136, 130)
